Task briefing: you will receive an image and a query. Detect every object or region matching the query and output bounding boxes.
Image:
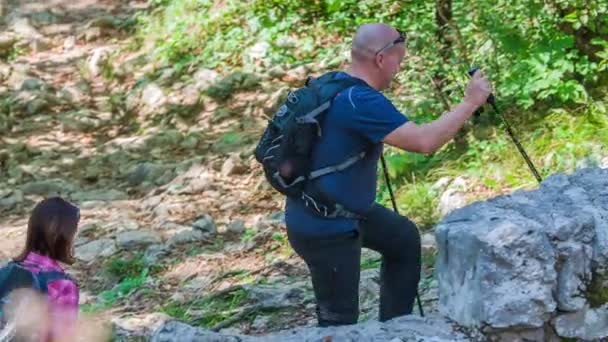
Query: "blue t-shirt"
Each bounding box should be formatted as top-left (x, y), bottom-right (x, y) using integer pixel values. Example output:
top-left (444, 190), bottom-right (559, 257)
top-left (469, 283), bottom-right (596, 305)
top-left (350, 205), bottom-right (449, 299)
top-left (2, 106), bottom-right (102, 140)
top-left (285, 72), bottom-right (409, 235)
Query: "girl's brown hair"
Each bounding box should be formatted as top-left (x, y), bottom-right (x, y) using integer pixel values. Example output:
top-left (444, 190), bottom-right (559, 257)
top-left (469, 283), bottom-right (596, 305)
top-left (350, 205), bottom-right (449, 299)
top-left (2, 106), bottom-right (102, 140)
top-left (15, 197), bottom-right (80, 264)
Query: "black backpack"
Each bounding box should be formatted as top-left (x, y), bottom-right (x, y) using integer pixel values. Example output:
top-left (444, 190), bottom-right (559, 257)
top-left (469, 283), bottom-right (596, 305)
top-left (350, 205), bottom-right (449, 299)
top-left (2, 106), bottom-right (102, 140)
top-left (0, 261), bottom-right (71, 322)
top-left (254, 71), bottom-right (368, 218)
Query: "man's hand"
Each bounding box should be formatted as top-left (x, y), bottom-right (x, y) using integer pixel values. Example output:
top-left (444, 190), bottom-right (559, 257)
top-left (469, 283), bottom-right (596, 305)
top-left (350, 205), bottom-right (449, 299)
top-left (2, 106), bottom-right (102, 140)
top-left (464, 70), bottom-right (492, 108)
top-left (384, 70), bottom-right (494, 154)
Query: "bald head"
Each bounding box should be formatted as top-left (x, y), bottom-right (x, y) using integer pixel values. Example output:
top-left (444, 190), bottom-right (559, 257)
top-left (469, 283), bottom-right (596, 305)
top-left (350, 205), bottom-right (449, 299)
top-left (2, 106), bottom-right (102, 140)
top-left (351, 23), bottom-right (400, 62)
top-left (348, 23), bottom-right (406, 90)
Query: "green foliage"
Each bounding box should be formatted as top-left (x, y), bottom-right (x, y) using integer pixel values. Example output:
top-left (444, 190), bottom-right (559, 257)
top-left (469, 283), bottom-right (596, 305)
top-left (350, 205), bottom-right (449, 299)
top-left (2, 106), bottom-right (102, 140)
top-left (104, 254), bottom-right (147, 279)
top-left (395, 182), bottom-right (440, 230)
top-left (83, 268), bottom-right (149, 312)
top-left (360, 256), bottom-right (381, 270)
top-left (138, 0), bottom-right (608, 112)
top-left (83, 254), bottom-right (159, 312)
top-left (587, 271), bottom-right (608, 308)
top-left (213, 131), bottom-right (253, 154)
top-left (162, 288), bottom-right (249, 328)
top-left (205, 71), bottom-right (260, 101)
top-left (138, 0), bottom-right (608, 224)
top-left (241, 228), bottom-right (257, 243)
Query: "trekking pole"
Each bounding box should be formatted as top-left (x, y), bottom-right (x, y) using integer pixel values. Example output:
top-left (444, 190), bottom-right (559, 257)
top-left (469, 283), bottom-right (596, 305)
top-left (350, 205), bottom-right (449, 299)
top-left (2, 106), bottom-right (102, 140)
top-left (380, 154), bottom-right (425, 317)
top-left (468, 67), bottom-right (543, 184)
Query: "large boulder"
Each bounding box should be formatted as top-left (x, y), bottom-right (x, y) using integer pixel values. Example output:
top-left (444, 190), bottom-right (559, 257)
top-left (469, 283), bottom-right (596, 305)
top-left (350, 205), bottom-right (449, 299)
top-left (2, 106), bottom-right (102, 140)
top-left (436, 167), bottom-right (608, 341)
top-left (150, 315), bottom-right (469, 342)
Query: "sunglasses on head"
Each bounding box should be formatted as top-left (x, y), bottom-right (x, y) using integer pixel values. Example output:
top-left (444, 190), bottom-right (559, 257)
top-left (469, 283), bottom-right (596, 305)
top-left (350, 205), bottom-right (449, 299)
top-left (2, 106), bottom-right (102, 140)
top-left (375, 29), bottom-right (406, 56)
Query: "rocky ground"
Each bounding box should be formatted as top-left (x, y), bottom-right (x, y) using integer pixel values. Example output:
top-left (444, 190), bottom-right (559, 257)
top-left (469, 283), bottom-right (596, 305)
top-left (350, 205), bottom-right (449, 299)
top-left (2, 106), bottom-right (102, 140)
top-left (0, 1), bottom-right (442, 340)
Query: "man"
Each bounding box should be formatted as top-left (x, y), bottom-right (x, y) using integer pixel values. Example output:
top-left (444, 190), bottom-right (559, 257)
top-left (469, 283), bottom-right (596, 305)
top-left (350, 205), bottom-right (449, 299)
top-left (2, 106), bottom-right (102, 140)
top-left (285, 23), bottom-right (492, 326)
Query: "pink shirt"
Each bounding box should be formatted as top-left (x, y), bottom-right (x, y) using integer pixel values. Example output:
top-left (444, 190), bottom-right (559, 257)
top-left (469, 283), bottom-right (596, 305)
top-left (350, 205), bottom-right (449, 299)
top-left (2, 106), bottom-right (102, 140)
top-left (22, 252), bottom-right (79, 341)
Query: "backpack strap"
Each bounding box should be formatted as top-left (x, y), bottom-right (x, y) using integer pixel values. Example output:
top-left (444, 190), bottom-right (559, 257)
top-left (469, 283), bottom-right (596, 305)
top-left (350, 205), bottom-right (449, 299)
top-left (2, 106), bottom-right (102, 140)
top-left (296, 101), bottom-right (331, 124)
top-left (296, 73), bottom-right (372, 219)
top-left (0, 262), bottom-right (36, 294)
top-left (10, 262), bottom-right (72, 293)
top-left (309, 151), bottom-right (366, 180)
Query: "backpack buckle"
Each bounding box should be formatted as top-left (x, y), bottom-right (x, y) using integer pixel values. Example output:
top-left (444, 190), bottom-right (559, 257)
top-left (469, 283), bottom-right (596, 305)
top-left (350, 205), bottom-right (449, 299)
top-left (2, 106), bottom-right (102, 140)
top-left (287, 91), bottom-right (299, 104)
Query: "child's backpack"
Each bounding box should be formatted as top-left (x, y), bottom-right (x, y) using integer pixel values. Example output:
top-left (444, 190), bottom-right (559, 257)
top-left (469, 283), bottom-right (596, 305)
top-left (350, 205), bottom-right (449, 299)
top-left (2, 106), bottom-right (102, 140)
top-left (0, 261), bottom-right (71, 322)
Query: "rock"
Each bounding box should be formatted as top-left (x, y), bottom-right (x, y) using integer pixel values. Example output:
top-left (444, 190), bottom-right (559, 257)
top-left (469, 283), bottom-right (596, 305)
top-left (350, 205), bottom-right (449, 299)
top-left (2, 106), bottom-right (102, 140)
top-left (57, 84), bottom-right (88, 104)
top-left (192, 68), bottom-right (219, 91)
top-left (151, 321), bottom-right (252, 342)
top-left (361, 248), bottom-right (381, 262)
top-left (0, 33), bottom-right (17, 55)
top-left (26, 98), bottom-right (48, 115)
top-left (127, 162), bottom-right (175, 187)
top-left (86, 15), bottom-right (119, 29)
top-left (254, 211), bottom-right (285, 230)
top-left (29, 37), bottom-right (52, 53)
top-left (555, 242), bottom-right (592, 311)
top-left (113, 313), bottom-right (170, 341)
top-left (267, 65), bottom-right (286, 79)
top-left (10, 17), bottom-right (43, 41)
top-left (227, 219), bottom-right (245, 235)
top-left (144, 244), bottom-right (167, 265)
top-left (74, 236), bottom-right (90, 247)
top-left (192, 215), bottom-right (216, 235)
top-left (552, 304), bottom-right (608, 340)
top-left (151, 315), bottom-right (469, 342)
top-left (117, 230), bottom-right (162, 249)
top-left (75, 239), bottom-right (117, 262)
top-left (282, 66), bottom-right (307, 84)
top-left (58, 109), bottom-right (105, 132)
top-left (79, 222), bottom-right (98, 234)
top-left (84, 27), bottom-right (102, 42)
top-left (87, 47), bottom-right (110, 77)
top-left (421, 233), bottom-right (436, 251)
top-left (266, 211), bottom-right (285, 223)
top-left (275, 35), bottom-right (298, 48)
top-left (436, 168), bottom-right (608, 340)
top-left (245, 282), bottom-right (311, 309)
top-left (71, 189), bottom-right (127, 202)
top-left (251, 316), bottom-right (270, 330)
top-left (141, 83), bottom-right (166, 108)
top-left (166, 226), bottom-right (208, 246)
top-left (218, 328), bottom-right (242, 335)
top-left (432, 177), bottom-right (452, 192)
top-left (600, 156), bottom-right (608, 169)
top-left (28, 10), bottom-right (61, 26)
top-left (121, 53), bottom-right (148, 75)
top-left (359, 269), bottom-right (380, 320)
top-left (221, 155), bottom-right (246, 176)
top-left (184, 275), bottom-right (213, 292)
top-left (21, 179), bottom-right (77, 196)
top-left (6, 64), bottom-right (31, 90)
top-left (245, 41), bottom-right (271, 65)
top-left (63, 36), bottom-right (76, 50)
top-left (20, 78), bottom-right (46, 91)
top-left (170, 292), bottom-right (185, 303)
top-left (0, 63), bottom-right (11, 81)
top-left (0, 190), bottom-right (23, 211)
top-left (166, 164), bottom-right (212, 195)
top-left (437, 177), bottom-right (468, 216)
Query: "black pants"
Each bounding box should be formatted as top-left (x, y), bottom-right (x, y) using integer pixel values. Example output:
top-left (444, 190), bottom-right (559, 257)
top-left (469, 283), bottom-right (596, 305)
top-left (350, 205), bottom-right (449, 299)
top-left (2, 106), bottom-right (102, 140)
top-left (287, 203), bottom-right (421, 326)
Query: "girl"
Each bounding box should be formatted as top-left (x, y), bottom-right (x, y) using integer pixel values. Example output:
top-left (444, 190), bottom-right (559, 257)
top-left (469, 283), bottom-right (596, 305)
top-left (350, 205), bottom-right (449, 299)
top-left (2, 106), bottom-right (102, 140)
top-left (5, 197), bottom-right (80, 342)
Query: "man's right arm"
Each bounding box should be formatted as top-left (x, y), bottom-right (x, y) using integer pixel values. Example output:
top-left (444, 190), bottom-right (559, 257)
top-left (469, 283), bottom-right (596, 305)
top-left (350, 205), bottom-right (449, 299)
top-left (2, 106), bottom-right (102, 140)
top-left (384, 100), bottom-right (478, 153)
top-left (384, 70), bottom-right (491, 154)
